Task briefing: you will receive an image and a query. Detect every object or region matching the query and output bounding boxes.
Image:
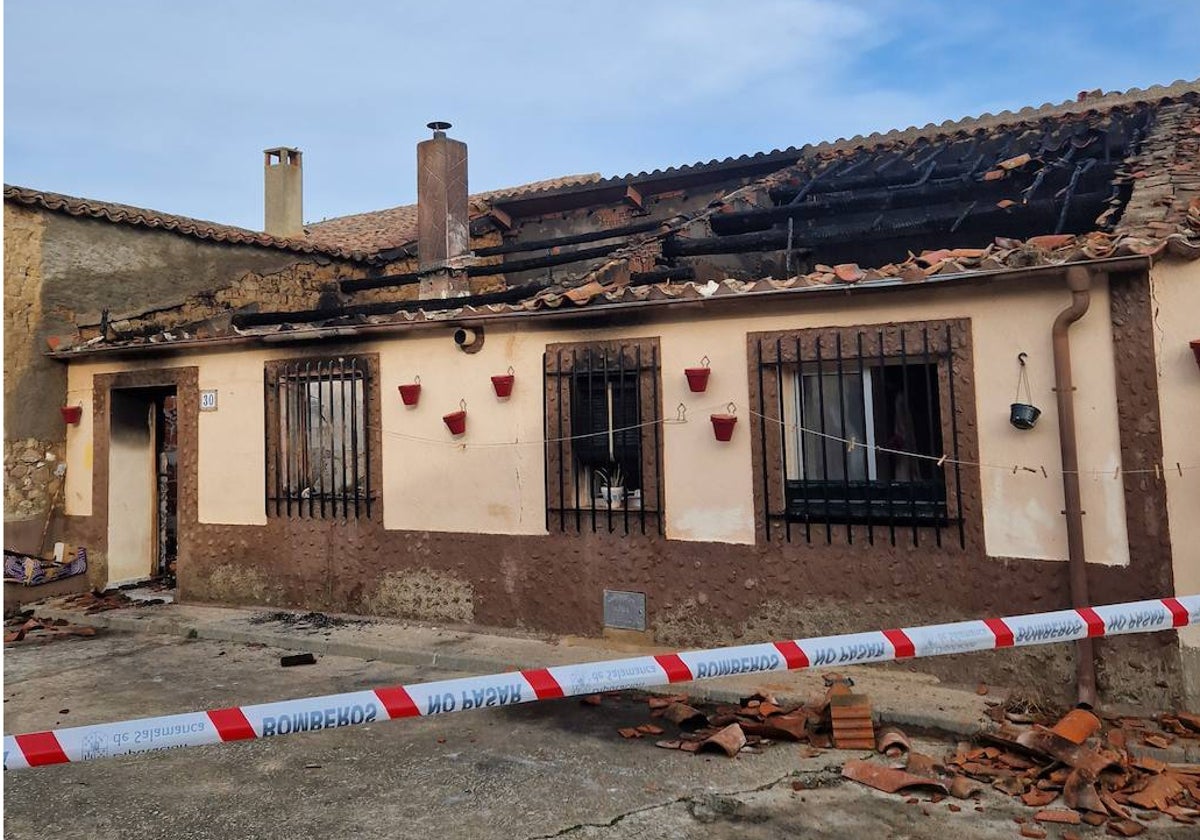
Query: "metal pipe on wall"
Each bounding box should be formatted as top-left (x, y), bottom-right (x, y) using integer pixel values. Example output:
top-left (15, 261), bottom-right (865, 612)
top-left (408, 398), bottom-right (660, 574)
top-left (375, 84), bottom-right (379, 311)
top-left (1052, 264), bottom-right (1097, 708)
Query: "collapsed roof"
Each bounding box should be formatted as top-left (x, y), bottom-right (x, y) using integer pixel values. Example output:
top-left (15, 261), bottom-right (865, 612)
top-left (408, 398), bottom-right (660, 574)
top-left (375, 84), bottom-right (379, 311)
top-left (36, 80), bottom-right (1200, 356)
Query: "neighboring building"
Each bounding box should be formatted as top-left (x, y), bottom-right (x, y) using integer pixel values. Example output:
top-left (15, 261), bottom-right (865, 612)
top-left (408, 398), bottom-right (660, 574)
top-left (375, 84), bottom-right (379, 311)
top-left (6, 82), bottom-right (1199, 707)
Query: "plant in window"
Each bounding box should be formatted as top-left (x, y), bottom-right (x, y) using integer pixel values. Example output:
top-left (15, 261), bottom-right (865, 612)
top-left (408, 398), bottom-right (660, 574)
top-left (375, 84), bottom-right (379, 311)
top-left (596, 462), bottom-right (625, 505)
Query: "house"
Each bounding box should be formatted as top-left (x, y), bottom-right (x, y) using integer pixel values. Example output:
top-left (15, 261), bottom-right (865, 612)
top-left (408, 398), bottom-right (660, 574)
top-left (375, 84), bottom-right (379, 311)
top-left (5, 81), bottom-right (1199, 707)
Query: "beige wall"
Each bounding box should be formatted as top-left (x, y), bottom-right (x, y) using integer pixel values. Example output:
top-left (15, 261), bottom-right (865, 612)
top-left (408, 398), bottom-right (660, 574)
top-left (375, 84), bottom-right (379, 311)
top-left (63, 273), bottom-right (1134, 566)
top-left (1152, 260), bottom-right (1200, 647)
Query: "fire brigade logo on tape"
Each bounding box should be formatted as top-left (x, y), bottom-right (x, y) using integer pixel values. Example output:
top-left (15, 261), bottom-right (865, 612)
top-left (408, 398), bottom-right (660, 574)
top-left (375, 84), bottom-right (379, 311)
top-left (81, 732), bottom-right (110, 760)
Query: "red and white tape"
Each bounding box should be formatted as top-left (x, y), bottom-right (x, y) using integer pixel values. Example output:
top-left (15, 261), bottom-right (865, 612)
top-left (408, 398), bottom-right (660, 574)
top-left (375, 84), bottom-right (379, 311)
top-left (5, 595), bottom-right (1197, 771)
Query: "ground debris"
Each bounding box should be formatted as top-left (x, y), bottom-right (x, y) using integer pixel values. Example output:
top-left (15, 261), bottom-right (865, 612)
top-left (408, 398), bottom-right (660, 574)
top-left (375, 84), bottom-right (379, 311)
top-left (250, 610), bottom-right (369, 630)
top-left (3, 614), bottom-right (98, 645)
top-left (947, 706), bottom-right (1200, 831)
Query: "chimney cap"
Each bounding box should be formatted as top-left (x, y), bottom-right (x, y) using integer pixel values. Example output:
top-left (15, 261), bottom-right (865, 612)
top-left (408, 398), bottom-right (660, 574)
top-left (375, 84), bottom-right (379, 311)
top-left (427, 121), bottom-right (453, 134)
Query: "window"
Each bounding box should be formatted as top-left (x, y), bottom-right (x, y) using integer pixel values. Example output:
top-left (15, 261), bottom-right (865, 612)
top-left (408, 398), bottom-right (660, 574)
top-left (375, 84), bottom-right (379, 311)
top-left (265, 357), bottom-right (373, 518)
top-left (751, 322), bottom-right (967, 547)
top-left (544, 339), bottom-right (663, 535)
top-left (785, 360), bottom-right (944, 523)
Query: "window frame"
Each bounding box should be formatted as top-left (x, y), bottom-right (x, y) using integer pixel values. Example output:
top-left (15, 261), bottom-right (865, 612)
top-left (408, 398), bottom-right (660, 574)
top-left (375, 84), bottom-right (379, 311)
top-left (748, 320), bottom-right (971, 548)
top-left (264, 353), bottom-right (379, 520)
top-left (544, 338), bottom-right (664, 536)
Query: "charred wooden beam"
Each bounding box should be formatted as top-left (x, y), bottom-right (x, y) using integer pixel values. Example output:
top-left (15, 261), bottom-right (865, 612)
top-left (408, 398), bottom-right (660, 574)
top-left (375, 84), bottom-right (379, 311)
top-left (234, 282), bottom-right (551, 328)
top-left (466, 242), bottom-right (623, 277)
top-left (340, 242), bottom-right (625, 293)
top-left (623, 185), bottom-right (644, 210)
top-left (473, 219), bottom-right (662, 257)
top-left (664, 230), bottom-right (813, 257)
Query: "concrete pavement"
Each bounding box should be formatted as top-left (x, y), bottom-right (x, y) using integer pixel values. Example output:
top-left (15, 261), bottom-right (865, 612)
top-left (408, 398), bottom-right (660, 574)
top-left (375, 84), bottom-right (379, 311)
top-left (26, 596), bottom-right (999, 737)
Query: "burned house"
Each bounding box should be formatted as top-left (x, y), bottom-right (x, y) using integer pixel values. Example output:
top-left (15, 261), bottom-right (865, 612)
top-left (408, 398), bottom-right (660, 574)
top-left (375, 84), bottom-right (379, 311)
top-left (5, 81), bottom-right (1199, 706)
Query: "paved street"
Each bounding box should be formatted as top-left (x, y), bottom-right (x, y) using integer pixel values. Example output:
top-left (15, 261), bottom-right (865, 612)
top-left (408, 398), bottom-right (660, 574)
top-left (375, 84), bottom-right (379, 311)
top-left (2, 632), bottom-right (1192, 839)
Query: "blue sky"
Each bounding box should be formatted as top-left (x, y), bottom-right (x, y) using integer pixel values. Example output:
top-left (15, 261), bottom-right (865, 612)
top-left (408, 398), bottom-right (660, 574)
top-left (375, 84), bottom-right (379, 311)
top-left (5, 1), bottom-right (1197, 231)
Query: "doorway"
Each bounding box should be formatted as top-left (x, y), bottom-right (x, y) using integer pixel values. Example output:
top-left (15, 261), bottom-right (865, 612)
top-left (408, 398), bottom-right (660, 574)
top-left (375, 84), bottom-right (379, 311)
top-left (107, 386), bottom-right (177, 587)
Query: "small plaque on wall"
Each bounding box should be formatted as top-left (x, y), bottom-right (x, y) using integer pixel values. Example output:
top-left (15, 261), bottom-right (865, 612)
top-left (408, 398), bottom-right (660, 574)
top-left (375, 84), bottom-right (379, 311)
top-left (199, 390), bottom-right (218, 412)
top-left (603, 589), bottom-right (647, 631)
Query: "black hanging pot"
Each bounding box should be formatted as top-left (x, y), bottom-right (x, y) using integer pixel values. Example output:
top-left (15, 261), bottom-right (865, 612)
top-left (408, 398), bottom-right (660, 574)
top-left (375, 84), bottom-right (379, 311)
top-left (1010, 402), bottom-right (1041, 430)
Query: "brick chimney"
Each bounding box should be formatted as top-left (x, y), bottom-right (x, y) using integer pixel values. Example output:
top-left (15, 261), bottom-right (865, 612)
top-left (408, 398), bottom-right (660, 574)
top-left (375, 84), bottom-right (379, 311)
top-left (417, 122), bottom-right (470, 298)
top-left (263, 147), bottom-right (303, 238)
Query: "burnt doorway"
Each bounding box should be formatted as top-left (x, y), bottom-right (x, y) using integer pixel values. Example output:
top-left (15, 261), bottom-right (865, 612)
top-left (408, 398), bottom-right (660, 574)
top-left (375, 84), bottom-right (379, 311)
top-left (107, 386), bottom-right (177, 587)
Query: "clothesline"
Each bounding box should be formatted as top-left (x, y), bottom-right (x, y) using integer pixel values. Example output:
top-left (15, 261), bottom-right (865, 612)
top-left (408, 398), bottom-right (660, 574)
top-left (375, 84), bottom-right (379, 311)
top-left (367, 399), bottom-right (1195, 480)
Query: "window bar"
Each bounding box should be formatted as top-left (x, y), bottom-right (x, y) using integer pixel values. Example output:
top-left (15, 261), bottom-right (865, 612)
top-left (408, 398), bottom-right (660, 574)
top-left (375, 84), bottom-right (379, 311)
top-left (946, 324), bottom-right (965, 548)
top-left (635, 343), bottom-right (646, 535)
top-left (276, 369), bottom-right (285, 518)
top-left (555, 350), bottom-right (565, 532)
top-left (576, 350), bottom-right (585, 535)
top-left (900, 329), bottom-right (918, 546)
top-left (603, 347), bottom-right (613, 534)
top-left (756, 338), bottom-right (771, 542)
top-left (814, 336), bottom-right (832, 545)
top-left (796, 335), bottom-right (811, 543)
top-left (835, 333), bottom-right (852, 545)
top-left (339, 359), bottom-right (349, 519)
top-left (651, 343), bottom-right (663, 536)
top-left (302, 361), bottom-right (313, 518)
top-left (775, 337), bottom-right (791, 544)
top-left (363, 361), bottom-right (373, 519)
top-left (317, 360), bottom-right (327, 519)
top-left (880, 330), bottom-right (896, 546)
top-left (587, 348), bottom-right (597, 533)
top-left (543, 351), bottom-right (550, 533)
top-left (350, 358), bottom-right (360, 519)
top-left (857, 332), bottom-right (873, 545)
top-left (922, 328), bottom-right (942, 546)
top-left (618, 344), bottom-right (629, 536)
top-left (292, 363), bottom-right (302, 517)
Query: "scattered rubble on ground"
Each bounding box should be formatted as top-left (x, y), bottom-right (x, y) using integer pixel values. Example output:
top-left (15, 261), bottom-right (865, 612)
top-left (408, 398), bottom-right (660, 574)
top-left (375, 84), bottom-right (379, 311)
top-left (3, 614), bottom-right (98, 645)
top-left (587, 674), bottom-right (1200, 832)
top-left (249, 610), bottom-right (370, 630)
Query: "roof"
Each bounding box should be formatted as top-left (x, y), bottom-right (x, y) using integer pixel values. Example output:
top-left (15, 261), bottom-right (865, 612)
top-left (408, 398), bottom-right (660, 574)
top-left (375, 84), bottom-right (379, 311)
top-left (2, 185), bottom-right (368, 261)
top-left (46, 79), bottom-right (1200, 357)
top-left (303, 173), bottom-right (603, 255)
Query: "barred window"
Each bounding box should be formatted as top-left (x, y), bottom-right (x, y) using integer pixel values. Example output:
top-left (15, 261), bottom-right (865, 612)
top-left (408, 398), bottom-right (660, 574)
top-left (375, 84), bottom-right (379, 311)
top-left (544, 339), bottom-right (663, 535)
top-left (751, 322), bottom-right (967, 547)
top-left (265, 357), bottom-right (373, 519)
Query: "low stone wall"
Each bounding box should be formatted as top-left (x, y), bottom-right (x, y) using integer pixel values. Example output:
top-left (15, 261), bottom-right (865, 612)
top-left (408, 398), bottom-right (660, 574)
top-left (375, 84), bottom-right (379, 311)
top-left (4, 437), bottom-right (65, 522)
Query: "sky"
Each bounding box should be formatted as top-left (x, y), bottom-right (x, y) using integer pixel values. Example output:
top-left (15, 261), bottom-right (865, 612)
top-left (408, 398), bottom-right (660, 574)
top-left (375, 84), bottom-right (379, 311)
top-left (4, 1), bottom-right (1198, 231)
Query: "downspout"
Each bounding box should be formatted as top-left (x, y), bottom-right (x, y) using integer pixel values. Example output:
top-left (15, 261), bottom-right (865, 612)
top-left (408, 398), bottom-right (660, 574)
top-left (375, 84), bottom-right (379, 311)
top-left (1052, 264), bottom-right (1097, 708)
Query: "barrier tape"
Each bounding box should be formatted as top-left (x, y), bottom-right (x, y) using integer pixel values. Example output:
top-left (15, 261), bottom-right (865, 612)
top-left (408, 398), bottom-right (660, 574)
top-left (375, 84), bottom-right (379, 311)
top-left (4, 595), bottom-right (1198, 771)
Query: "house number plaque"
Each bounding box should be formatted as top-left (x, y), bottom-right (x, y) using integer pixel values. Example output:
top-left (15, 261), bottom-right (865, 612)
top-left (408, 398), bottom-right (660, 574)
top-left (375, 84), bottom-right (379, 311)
top-left (199, 390), bottom-right (218, 412)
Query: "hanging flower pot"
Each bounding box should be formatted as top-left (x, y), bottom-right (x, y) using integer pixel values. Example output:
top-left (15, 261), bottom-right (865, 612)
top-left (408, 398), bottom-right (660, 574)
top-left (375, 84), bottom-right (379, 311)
top-left (1190, 339), bottom-right (1200, 372)
top-left (443, 399), bottom-right (467, 436)
top-left (710, 403), bottom-right (738, 442)
top-left (1009, 403), bottom-right (1041, 430)
top-left (491, 366), bottom-right (515, 399)
top-left (1009, 352), bottom-right (1040, 430)
top-left (684, 356), bottom-right (711, 393)
top-left (398, 376), bottom-right (421, 407)
top-left (60, 405), bottom-right (83, 425)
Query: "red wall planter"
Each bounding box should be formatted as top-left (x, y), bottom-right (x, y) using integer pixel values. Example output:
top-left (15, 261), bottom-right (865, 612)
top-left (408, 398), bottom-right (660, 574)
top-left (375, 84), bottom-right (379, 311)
top-left (398, 380), bottom-right (422, 406)
top-left (492, 367), bottom-right (515, 398)
top-left (710, 413), bottom-right (737, 441)
top-left (685, 368), bottom-right (710, 392)
top-left (61, 406), bottom-right (83, 425)
top-left (443, 401), bottom-right (467, 436)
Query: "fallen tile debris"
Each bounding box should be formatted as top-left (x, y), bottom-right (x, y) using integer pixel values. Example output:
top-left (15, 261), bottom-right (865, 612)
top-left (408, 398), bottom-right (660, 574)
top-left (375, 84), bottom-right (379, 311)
top-left (279, 652), bottom-right (317, 667)
top-left (3, 614), bottom-right (98, 645)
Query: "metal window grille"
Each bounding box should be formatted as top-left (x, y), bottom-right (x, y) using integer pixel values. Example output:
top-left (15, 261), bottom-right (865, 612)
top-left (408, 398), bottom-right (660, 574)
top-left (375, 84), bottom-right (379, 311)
top-left (754, 323), bottom-right (965, 547)
top-left (267, 358), bottom-right (371, 519)
top-left (544, 342), bottom-right (663, 535)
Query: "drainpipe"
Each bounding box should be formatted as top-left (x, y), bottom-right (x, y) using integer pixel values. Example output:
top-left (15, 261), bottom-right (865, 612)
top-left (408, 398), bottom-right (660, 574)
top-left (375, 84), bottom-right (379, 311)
top-left (1052, 264), bottom-right (1097, 709)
